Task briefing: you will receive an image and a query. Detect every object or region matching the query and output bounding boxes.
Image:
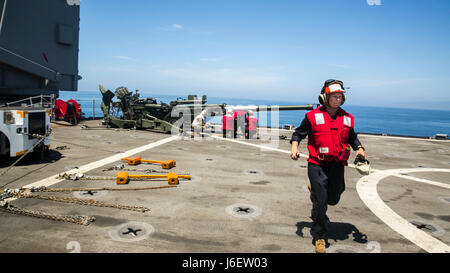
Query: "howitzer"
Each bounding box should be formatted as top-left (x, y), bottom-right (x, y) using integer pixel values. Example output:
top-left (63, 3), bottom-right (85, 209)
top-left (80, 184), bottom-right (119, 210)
top-left (100, 85), bottom-right (226, 133)
top-left (99, 84), bottom-right (314, 133)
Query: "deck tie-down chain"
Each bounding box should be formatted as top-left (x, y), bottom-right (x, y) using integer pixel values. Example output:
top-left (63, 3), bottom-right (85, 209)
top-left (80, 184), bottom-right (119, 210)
top-left (0, 184), bottom-right (176, 225)
top-left (0, 203), bottom-right (96, 225)
top-left (57, 171), bottom-right (191, 185)
top-left (1, 155), bottom-right (189, 225)
top-left (15, 192), bottom-right (150, 213)
top-left (57, 172), bottom-right (162, 181)
top-left (102, 164), bottom-right (190, 174)
top-left (58, 173), bottom-right (115, 181)
top-left (0, 188), bottom-right (96, 225)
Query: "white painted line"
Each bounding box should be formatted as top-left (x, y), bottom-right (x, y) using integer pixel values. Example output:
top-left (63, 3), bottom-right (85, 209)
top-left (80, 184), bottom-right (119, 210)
top-left (391, 173), bottom-right (450, 190)
top-left (211, 125), bottom-right (447, 142)
top-left (28, 135), bottom-right (179, 188)
top-left (357, 168), bottom-right (450, 253)
top-left (213, 136), bottom-right (449, 180)
top-left (357, 134), bottom-right (446, 142)
top-left (211, 135), bottom-right (308, 159)
top-left (213, 136), bottom-right (380, 170)
top-left (214, 136), bottom-right (449, 185)
top-left (4, 136), bottom-right (178, 202)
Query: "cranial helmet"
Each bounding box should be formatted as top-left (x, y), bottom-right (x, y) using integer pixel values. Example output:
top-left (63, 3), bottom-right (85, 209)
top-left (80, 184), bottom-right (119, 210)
top-left (318, 79), bottom-right (346, 106)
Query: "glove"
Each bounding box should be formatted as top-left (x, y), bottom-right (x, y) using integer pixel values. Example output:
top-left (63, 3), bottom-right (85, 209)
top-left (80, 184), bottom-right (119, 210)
top-left (354, 155), bottom-right (371, 175)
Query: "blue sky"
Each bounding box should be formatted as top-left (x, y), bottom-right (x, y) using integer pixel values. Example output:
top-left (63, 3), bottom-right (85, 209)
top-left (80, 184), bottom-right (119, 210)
top-left (76, 0), bottom-right (450, 110)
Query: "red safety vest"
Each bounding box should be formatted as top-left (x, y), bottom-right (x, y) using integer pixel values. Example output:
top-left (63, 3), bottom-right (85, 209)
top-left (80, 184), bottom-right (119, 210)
top-left (222, 114), bottom-right (234, 130)
top-left (306, 106), bottom-right (354, 166)
top-left (246, 116), bottom-right (258, 131)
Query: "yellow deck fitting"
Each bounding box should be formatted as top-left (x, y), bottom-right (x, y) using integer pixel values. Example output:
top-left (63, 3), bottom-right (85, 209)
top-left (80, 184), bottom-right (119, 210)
top-left (121, 157), bottom-right (176, 169)
top-left (116, 172), bottom-right (190, 185)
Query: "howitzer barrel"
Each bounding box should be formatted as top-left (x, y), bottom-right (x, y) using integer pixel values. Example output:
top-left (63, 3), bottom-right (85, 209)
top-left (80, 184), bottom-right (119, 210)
top-left (174, 104), bottom-right (227, 108)
top-left (263, 104), bottom-right (315, 111)
top-left (225, 104), bottom-right (314, 112)
top-left (171, 104), bottom-right (228, 112)
top-left (170, 100), bottom-right (205, 105)
top-left (143, 104), bottom-right (170, 108)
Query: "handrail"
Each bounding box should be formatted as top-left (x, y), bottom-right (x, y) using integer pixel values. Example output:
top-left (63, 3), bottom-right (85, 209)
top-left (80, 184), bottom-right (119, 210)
top-left (6, 95), bottom-right (54, 107)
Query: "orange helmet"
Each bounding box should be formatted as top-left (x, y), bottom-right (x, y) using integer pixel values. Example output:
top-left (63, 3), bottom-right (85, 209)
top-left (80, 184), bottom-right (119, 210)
top-left (318, 79), bottom-right (346, 106)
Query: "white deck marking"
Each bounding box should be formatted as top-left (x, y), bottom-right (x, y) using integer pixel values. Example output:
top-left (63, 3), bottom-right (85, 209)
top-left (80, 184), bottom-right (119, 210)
top-left (214, 136), bottom-right (450, 253)
top-left (3, 136), bottom-right (179, 203)
top-left (258, 127), bottom-right (447, 142)
top-left (356, 134), bottom-right (447, 142)
top-left (357, 168), bottom-right (450, 253)
top-left (391, 173), bottom-right (450, 190)
top-left (212, 135), bottom-right (308, 158)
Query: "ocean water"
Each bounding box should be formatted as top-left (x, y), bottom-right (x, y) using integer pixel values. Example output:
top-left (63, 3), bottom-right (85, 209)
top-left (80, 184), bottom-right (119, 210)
top-left (59, 90), bottom-right (450, 138)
